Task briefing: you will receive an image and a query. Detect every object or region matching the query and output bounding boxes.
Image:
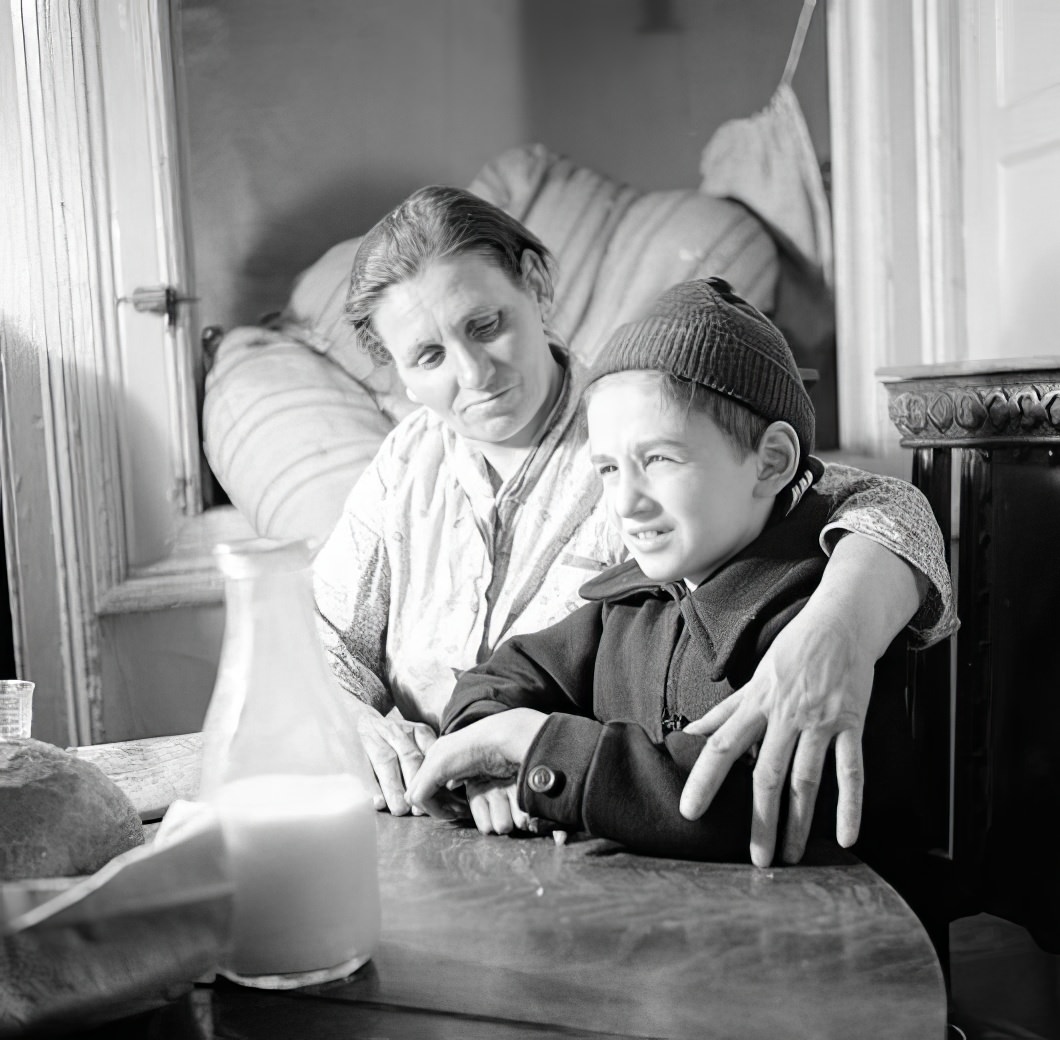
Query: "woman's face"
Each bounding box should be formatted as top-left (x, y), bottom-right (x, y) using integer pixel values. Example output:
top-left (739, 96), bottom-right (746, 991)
top-left (372, 251), bottom-right (561, 449)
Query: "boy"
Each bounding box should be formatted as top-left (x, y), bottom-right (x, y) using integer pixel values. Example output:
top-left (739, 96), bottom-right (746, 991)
top-left (407, 278), bottom-right (935, 930)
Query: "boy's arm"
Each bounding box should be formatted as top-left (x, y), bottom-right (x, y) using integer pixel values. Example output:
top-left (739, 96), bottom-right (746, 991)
top-left (412, 710), bottom-right (755, 861)
top-left (442, 601), bottom-right (606, 733)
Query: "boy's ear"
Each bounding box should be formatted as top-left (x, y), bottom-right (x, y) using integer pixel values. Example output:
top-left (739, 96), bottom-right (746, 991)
top-left (752, 421), bottom-right (800, 498)
top-left (519, 250), bottom-right (554, 313)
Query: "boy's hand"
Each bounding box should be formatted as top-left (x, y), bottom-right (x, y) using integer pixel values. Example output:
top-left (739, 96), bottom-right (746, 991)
top-left (466, 779), bottom-right (531, 834)
top-left (464, 779), bottom-right (568, 843)
top-left (406, 709), bottom-right (548, 818)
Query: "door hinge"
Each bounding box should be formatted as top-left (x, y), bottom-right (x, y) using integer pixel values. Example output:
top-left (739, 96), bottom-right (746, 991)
top-left (119, 285), bottom-right (198, 328)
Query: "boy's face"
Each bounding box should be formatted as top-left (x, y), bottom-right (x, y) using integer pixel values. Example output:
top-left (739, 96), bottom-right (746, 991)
top-left (587, 371), bottom-right (770, 588)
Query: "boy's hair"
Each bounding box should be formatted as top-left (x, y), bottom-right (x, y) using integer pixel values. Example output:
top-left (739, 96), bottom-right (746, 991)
top-left (586, 277), bottom-right (815, 463)
top-left (344, 186), bottom-right (556, 365)
top-left (657, 376), bottom-right (770, 458)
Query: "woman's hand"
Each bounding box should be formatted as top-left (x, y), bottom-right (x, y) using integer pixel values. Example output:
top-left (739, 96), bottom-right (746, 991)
top-left (342, 699), bottom-right (438, 815)
top-left (679, 535), bottom-right (926, 867)
top-left (406, 709), bottom-right (548, 819)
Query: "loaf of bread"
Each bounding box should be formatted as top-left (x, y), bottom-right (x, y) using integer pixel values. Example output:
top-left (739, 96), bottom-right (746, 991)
top-left (0, 738), bottom-right (144, 880)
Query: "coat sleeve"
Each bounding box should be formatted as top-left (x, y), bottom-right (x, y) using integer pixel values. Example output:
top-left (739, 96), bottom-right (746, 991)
top-left (441, 602), bottom-right (605, 733)
top-left (519, 716), bottom-right (755, 861)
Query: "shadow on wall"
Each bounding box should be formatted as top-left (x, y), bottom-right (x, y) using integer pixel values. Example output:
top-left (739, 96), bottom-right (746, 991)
top-left (232, 172), bottom-right (426, 329)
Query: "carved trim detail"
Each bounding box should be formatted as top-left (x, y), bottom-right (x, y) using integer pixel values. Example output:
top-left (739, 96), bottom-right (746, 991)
top-left (885, 378), bottom-right (1060, 445)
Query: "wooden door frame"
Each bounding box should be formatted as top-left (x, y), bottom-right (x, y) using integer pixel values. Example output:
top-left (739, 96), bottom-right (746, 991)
top-left (827, 0), bottom-right (967, 456)
top-left (1, 0), bottom-right (967, 745)
top-left (0, 0), bottom-right (247, 745)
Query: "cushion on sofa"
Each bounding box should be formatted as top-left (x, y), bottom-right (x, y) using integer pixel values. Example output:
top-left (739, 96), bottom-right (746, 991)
top-left (203, 327), bottom-right (396, 546)
top-left (202, 143), bottom-right (780, 545)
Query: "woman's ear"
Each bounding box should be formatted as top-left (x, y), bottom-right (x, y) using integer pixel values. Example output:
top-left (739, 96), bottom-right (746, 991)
top-left (519, 250), bottom-right (554, 316)
top-left (752, 421), bottom-right (800, 498)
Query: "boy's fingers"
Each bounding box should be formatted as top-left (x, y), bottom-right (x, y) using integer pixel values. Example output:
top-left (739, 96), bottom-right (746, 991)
top-left (467, 790), bottom-right (494, 834)
top-left (486, 786), bottom-right (515, 834)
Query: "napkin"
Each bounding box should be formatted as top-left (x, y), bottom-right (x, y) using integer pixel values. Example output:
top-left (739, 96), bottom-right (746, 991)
top-left (0, 801), bottom-right (232, 1038)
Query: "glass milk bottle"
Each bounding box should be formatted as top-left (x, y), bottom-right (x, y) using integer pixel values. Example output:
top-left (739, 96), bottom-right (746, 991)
top-left (201, 538), bottom-right (380, 989)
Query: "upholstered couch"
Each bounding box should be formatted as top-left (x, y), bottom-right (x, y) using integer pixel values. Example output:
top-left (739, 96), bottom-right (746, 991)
top-left (202, 142), bottom-right (787, 546)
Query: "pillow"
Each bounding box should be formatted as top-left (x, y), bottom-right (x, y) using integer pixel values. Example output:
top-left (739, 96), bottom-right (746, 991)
top-left (203, 327), bottom-right (396, 546)
top-left (469, 144), bottom-right (779, 364)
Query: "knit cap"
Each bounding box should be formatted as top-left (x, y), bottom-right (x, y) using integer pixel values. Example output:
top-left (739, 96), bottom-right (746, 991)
top-left (587, 277), bottom-right (815, 460)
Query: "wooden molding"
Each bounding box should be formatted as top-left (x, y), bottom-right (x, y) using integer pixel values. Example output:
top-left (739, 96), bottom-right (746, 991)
top-left (880, 360), bottom-right (1060, 447)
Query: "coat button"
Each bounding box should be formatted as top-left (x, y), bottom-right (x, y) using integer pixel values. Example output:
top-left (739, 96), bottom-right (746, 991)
top-left (527, 765), bottom-right (556, 794)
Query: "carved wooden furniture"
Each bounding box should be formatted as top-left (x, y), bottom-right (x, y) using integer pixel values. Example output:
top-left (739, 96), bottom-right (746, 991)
top-left (879, 358), bottom-right (1060, 952)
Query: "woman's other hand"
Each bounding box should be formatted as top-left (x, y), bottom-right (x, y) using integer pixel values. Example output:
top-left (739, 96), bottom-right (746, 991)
top-left (679, 534), bottom-right (925, 867)
top-left (343, 699), bottom-right (437, 815)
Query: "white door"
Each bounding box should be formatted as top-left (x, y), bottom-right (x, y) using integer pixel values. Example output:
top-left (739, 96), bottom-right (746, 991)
top-left (1, 0), bottom-right (248, 745)
top-left (961, 0), bottom-right (1060, 362)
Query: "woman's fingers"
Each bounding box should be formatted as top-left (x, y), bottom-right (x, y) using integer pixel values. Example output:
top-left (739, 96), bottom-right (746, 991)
top-left (749, 723), bottom-right (799, 868)
top-left (356, 715), bottom-right (428, 815)
top-left (680, 705), bottom-right (763, 820)
top-left (410, 721), bottom-right (438, 756)
top-left (834, 728), bottom-right (864, 848)
top-left (682, 693), bottom-right (742, 736)
top-left (780, 732), bottom-right (830, 864)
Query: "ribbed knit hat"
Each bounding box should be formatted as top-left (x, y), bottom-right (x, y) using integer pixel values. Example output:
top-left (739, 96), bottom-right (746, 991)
top-left (587, 277), bottom-right (815, 459)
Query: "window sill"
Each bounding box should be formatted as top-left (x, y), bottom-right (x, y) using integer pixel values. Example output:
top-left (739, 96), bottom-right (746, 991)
top-left (96, 507), bottom-right (257, 614)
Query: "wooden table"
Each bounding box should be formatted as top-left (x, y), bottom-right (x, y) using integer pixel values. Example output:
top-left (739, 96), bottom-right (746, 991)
top-left (68, 738), bottom-right (948, 1039)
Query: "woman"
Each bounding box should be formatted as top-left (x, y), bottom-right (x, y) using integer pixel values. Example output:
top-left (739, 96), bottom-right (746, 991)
top-left (313, 185), bottom-right (956, 867)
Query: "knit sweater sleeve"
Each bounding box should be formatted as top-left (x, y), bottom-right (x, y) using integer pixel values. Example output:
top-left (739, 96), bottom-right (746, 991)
top-left (519, 717), bottom-right (754, 861)
top-left (816, 462), bottom-right (957, 648)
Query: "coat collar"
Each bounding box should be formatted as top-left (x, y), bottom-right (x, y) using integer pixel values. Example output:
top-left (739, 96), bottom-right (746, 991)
top-left (579, 488), bottom-right (833, 681)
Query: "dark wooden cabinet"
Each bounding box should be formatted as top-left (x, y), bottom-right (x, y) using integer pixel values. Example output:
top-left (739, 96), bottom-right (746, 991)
top-left (879, 359), bottom-right (1060, 952)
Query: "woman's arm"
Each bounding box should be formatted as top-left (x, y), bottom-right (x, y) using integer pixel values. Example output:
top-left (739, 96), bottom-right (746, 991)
top-left (680, 466), bottom-right (956, 868)
top-left (313, 451), bottom-right (436, 815)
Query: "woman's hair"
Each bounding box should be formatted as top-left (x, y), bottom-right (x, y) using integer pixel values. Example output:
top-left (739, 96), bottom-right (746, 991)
top-left (345, 185), bottom-right (556, 364)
